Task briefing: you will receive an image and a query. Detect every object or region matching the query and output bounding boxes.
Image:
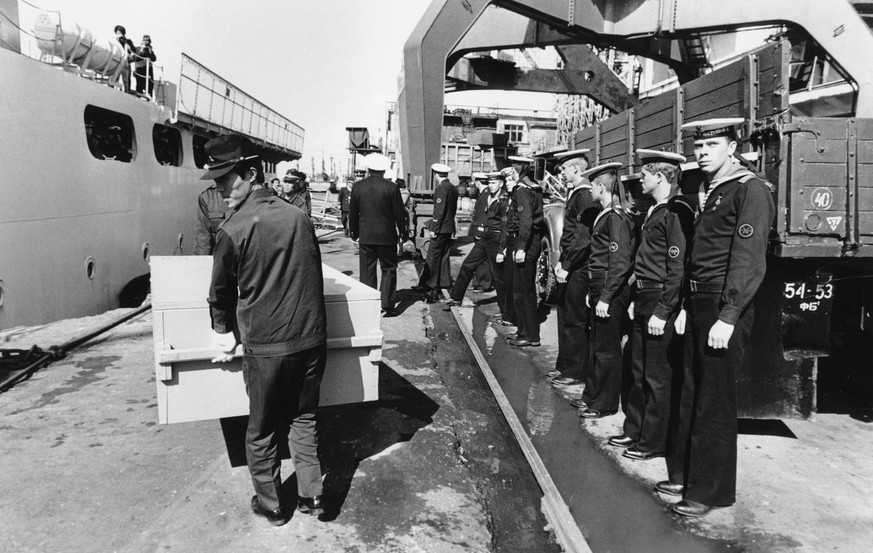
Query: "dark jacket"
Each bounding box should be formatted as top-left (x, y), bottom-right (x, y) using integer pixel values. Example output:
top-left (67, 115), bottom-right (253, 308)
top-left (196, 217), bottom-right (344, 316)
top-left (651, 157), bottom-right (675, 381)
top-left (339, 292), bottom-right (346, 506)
top-left (511, 180), bottom-right (545, 253)
top-left (559, 184), bottom-right (599, 273)
top-left (589, 207), bottom-right (634, 304)
top-left (338, 186), bottom-right (351, 213)
top-left (634, 196), bottom-right (695, 320)
top-left (208, 188), bottom-right (327, 356)
top-left (348, 174), bottom-right (408, 245)
top-left (284, 189), bottom-right (311, 217)
top-left (470, 190), bottom-right (509, 239)
top-left (689, 171), bottom-right (775, 324)
top-left (194, 185), bottom-right (228, 255)
top-left (430, 178), bottom-right (458, 234)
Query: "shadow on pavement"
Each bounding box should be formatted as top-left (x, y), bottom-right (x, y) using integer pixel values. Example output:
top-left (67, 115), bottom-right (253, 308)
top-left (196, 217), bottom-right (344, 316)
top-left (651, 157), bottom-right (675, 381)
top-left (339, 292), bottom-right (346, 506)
top-left (218, 362), bottom-right (439, 521)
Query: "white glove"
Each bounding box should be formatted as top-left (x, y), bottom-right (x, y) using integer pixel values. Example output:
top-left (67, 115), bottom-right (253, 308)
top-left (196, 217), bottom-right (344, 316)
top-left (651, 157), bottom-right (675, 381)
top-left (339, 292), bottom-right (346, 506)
top-left (513, 250), bottom-right (525, 264)
top-left (555, 262), bottom-right (568, 283)
top-left (211, 331), bottom-right (238, 363)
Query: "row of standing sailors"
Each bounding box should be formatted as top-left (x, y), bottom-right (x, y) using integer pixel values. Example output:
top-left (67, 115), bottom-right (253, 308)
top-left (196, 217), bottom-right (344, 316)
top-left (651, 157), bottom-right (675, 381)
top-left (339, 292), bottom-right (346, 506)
top-left (445, 117), bottom-right (775, 519)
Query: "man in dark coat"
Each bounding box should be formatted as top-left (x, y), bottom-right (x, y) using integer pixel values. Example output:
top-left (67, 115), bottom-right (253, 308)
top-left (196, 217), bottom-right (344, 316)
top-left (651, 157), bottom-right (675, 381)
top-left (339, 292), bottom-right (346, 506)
top-left (417, 163), bottom-right (458, 303)
top-left (348, 153), bottom-right (409, 315)
top-left (338, 180), bottom-right (353, 236)
top-left (205, 134), bottom-right (327, 526)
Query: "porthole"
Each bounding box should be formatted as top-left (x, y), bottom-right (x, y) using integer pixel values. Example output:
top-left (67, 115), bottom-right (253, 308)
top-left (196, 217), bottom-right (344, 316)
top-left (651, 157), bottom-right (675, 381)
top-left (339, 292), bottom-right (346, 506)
top-left (85, 257), bottom-right (96, 280)
top-left (142, 243), bottom-right (150, 262)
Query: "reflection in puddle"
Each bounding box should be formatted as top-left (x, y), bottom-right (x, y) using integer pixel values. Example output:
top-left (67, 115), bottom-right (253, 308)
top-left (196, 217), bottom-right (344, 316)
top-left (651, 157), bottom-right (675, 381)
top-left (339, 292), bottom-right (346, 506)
top-left (526, 380), bottom-right (555, 437)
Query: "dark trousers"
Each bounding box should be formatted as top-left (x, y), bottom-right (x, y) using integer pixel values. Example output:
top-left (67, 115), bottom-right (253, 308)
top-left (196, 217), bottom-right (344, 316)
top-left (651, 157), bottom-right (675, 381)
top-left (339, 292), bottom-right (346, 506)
top-left (666, 292), bottom-right (752, 507)
top-left (450, 235), bottom-right (502, 302)
top-left (341, 211), bottom-right (349, 236)
top-left (420, 233), bottom-right (453, 289)
top-left (555, 270), bottom-right (590, 380)
top-left (510, 235), bottom-right (542, 342)
top-left (472, 258), bottom-right (493, 290)
top-left (134, 66), bottom-right (154, 95)
top-left (243, 345), bottom-right (326, 511)
top-left (499, 238), bottom-right (516, 323)
top-left (622, 289), bottom-right (682, 451)
top-left (582, 278), bottom-right (630, 411)
top-left (359, 243), bottom-right (398, 311)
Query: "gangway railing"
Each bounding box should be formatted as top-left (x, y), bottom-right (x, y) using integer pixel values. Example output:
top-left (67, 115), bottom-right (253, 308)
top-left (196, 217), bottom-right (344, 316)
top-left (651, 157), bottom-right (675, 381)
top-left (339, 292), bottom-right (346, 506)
top-left (176, 53), bottom-right (304, 156)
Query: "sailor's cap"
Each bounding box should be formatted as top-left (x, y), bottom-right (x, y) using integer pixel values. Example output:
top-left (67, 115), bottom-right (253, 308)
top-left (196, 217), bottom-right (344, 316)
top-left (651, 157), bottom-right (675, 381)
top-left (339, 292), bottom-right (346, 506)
top-left (363, 153), bottom-right (391, 171)
top-left (431, 163), bottom-right (452, 174)
top-left (353, 168), bottom-right (366, 174)
top-left (283, 170), bottom-right (300, 182)
top-left (200, 134), bottom-right (258, 180)
top-left (471, 172), bottom-right (489, 181)
top-left (486, 171), bottom-right (505, 180)
top-left (553, 148), bottom-right (591, 161)
top-left (580, 161), bottom-right (623, 182)
top-left (681, 118), bottom-right (744, 139)
top-left (636, 149), bottom-right (687, 165)
top-left (508, 155), bottom-right (534, 164)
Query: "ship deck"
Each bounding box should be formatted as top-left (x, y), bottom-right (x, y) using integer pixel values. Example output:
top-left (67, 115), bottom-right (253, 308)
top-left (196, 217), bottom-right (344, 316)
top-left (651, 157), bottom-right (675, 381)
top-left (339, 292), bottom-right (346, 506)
top-left (1, 232), bottom-right (872, 552)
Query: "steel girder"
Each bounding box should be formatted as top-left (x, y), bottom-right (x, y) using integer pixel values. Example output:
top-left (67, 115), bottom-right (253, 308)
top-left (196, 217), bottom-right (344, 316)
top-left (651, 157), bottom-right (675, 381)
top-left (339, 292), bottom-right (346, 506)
top-left (400, 0), bottom-right (873, 190)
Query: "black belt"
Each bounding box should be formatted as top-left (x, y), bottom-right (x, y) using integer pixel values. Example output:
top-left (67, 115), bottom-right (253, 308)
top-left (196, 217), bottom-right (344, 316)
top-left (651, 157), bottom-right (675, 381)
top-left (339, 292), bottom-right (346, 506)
top-left (636, 280), bottom-right (664, 290)
top-left (477, 226), bottom-right (501, 234)
top-left (689, 279), bottom-right (724, 293)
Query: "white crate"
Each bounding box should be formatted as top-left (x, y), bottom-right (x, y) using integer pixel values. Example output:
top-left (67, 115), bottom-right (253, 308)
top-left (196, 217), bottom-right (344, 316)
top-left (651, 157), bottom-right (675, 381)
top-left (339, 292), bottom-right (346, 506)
top-left (150, 256), bottom-right (382, 424)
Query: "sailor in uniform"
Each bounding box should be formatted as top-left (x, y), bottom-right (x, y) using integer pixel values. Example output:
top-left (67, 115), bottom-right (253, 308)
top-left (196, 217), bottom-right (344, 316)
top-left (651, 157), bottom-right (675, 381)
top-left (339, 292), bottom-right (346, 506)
top-left (659, 118), bottom-right (775, 517)
top-left (418, 163), bottom-right (458, 303)
top-left (549, 149), bottom-right (599, 391)
top-left (444, 172), bottom-right (509, 310)
top-left (503, 156), bottom-right (546, 347)
top-left (613, 150), bottom-right (694, 459)
top-left (577, 162), bottom-right (634, 419)
top-left (348, 153), bottom-right (409, 316)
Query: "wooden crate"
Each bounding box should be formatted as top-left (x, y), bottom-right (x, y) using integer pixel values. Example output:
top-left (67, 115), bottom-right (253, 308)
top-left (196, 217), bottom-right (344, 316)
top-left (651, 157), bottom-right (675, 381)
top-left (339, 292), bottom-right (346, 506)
top-left (150, 256), bottom-right (382, 424)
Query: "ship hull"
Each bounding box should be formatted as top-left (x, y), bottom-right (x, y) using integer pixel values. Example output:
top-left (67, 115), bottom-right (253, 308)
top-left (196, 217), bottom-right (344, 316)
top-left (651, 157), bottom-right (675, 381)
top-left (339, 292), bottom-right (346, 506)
top-left (1, 47), bottom-right (205, 329)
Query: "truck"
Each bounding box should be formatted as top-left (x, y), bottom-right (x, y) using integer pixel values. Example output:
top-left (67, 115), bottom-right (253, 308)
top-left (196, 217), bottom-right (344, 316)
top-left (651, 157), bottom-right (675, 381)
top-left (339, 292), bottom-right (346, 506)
top-left (397, 0), bottom-right (873, 419)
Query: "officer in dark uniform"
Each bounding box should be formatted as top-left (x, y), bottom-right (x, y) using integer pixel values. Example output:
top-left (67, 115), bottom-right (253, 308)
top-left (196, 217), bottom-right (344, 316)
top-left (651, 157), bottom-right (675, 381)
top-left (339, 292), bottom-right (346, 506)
top-left (445, 172), bottom-right (509, 309)
top-left (548, 149), bottom-right (598, 390)
top-left (613, 150), bottom-right (694, 460)
top-left (206, 134), bottom-right (327, 526)
top-left (193, 137), bottom-right (249, 254)
top-left (495, 168), bottom-right (519, 328)
top-left (418, 163), bottom-right (458, 302)
top-left (348, 153), bottom-right (408, 316)
top-left (578, 162), bottom-right (634, 418)
top-left (659, 118), bottom-right (775, 518)
top-left (504, 156), bottom-right (546, 347)
top-left (283, 170), bottom-right (312, 217)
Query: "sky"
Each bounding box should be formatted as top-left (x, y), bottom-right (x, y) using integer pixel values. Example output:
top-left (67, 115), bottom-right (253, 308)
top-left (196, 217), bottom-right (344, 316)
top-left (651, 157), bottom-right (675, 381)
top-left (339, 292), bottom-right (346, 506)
top-left (22, 0), bottom-right (556, 176)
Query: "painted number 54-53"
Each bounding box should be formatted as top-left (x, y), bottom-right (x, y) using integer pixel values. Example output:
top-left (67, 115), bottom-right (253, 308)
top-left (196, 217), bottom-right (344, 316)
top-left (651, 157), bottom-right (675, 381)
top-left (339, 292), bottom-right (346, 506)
top-left (783, 282), bottom-right (833, 300)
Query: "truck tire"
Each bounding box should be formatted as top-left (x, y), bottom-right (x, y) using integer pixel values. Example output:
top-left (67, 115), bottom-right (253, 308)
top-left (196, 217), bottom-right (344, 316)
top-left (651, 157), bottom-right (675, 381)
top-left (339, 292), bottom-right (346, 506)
top-left (536, 235), bottom-right (558, 305)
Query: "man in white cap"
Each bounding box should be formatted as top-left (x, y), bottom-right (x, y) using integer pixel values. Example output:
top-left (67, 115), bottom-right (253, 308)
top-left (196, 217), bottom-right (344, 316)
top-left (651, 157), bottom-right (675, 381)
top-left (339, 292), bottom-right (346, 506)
top-left (501, 156), bottom-right (546, 347)
top-left (549, 149), bottom-right (598, 390)
top-left (615, 149), bottom-right (694, 461)
top-left (349, 153), bottom-right (408, 316)
top-left (659, 118), bottom-right (774, 518)
top-left (417, 163), bottom-right (458, 302)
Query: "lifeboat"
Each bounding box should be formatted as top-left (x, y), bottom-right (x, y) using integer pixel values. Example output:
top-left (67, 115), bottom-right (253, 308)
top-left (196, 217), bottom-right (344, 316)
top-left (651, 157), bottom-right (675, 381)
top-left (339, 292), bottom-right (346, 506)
top-left (33, 12), bottom-right (126, 76)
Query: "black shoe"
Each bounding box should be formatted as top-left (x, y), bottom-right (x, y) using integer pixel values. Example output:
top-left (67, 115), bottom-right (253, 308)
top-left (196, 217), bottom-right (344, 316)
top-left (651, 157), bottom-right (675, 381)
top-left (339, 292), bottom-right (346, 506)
top-left (508, 338), bottom-right (540, 347)
top-left (297, 495), bottom-right (324, 516)
top-left (250, 496), bottom-right (287, 526)
top-left (578, 408), bottom-right (616, 419)
top-left (551, 377), bottom-right (581, 387)
top-left (671, 499), bottom-right (713, 518)
top-left (570, 398), bottom-right (588, 409)
top-left (623, 445), bottom-right (665, 460)
top-left (425, 291), bottom-right (440, 304)
top-left (655, 481), bottom-right (685, 497)
top-left (607, 435), bottom-right (637, 448)
top-left (381, 308), bottom-right (399, 318)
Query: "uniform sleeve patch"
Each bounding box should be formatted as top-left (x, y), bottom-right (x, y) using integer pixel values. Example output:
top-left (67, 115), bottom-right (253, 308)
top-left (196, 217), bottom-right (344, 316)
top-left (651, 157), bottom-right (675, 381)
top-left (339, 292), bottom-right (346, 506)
top-left (502, 216), bottom-right (507, 222)
top-left (738, 224), bottom-right (754, 238)
top-left (436, 198), bottom-right (442, 204)
top-left (609, 242), bottom-right (619, 253)
top-left (518, 205), bottom-right (524, 212)
top-left (668, 246), bottom-right (680, 258)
